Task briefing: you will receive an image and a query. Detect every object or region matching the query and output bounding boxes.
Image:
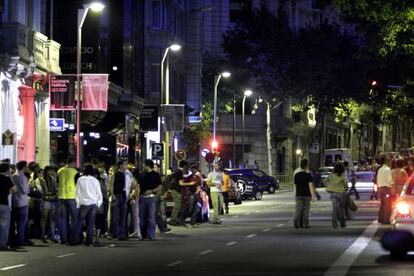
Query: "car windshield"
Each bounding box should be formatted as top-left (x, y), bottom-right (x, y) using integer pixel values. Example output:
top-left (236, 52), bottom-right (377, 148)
top-left (354, 173), bottom-right (374, 181)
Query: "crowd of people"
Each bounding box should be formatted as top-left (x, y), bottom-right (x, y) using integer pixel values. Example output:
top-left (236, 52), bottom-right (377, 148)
top-left (293, 155), bottom-right (414, 230)
top-left (0, 157), bottom-right (232, 251)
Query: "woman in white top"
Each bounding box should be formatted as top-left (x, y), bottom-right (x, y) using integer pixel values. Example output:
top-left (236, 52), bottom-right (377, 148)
top-left (74, 165), bottom-right (103, 245)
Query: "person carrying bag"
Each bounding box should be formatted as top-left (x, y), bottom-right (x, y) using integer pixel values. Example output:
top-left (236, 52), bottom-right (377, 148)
top-left (326, 163), bottom-right (349, 229)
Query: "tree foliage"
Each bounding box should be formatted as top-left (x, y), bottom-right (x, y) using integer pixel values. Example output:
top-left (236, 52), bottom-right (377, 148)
top-left (332, 0), bottom-right (414, 56)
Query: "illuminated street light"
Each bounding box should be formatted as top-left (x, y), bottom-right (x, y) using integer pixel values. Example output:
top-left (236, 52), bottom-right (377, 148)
top-left (213, 71), bottom-right (231, 144)
top-left (242, 89), bottom-right (253, 165)
top-left (161, 43), bottom-right (182, 173)
top-left (76, 1), bottom-right (105, 167)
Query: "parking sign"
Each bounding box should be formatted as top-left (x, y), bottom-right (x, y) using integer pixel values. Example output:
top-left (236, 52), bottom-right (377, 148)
top-left (151, 143), bottom-right (164, 160)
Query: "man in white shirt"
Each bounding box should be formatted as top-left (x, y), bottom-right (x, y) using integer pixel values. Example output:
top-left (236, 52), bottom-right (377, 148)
top-left (206, 163), bottom-right (224, 224)
top-left (74, 165), bottom-right (103, 245)
top-left (377, 156), bottom-right (393, 224)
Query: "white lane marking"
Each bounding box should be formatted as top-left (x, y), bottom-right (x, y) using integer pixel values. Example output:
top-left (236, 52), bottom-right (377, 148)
top-left (263, 228), bottom-right (272, 232)
top-left (56, 253), bottom-right (76, 259)
top-left (246, 234), bottom-right (256, 238)
top-left (165, 261), bottom-right (183, 267)
top-left (0, 264), bottom-right (26, 271)
top-left (226, 241), bottom-right (238, 246)
top-left (277, 224), bottom-right (284, 227)
top-left (233, 216), bottom-right (239, 218)
top-left (246, 213), bottom-right (251, 215)
top-left (255, 210), bottom-right (260, 213)
top-left (199, 250), bottom-right (214, 255)
top-left (324, 221), bottom-right (379, 276)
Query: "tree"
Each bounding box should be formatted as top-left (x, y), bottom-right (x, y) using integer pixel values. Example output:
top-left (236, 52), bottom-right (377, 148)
top-left (332, 0), bottom-right (414, 56)
top-left (222, 5), bottom-right (371, 167)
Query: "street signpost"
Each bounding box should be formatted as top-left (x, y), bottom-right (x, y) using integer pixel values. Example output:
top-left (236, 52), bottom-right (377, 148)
top-left (151, 143), bottom-right (164, 160)
top-left (174, 149), bottom-right (187, 161)
top-left (49, 118), bottom-right (65, 132)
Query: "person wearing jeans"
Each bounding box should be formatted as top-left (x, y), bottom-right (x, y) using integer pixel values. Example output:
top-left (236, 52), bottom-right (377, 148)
top-left (74, 165), bottom-right (102, 245)
top-left (0, 163), bottom-right (16, 250)
top-left (109, 160), bottom-right (129, 240)
top-left (11, 161), bottom-right (31, 246)
top-left (326, 163), bottom-right (348, 228)
top-left (293, 159), bottom-right (317, 229)
top-left (207, 163), bottom-right (224, 224)
top-left (57, 157), bottom-right (78, 244)
top-left (138, 159), bottom-right (162, 240)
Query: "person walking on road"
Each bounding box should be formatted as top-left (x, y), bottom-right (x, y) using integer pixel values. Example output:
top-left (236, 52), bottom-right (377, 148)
top-left (344, 161), bottom-right (359, 200)
top-left (57, 157), bottom-right (78, 244)
top-left (222, 171), bottom-right (230, 215)
top-left (206, 163), bottom-right (224, 224)
top-left (39, 166), bottom-right (59, 243)
top-left (326, 163), bottom-right (349, 228)
top-left (377, 156), bottom-right (394, 224)
top-left (0, 163), bottom-right (16, 250)
top-left (293, 159), bottom-right (317, 229)
top-left (74, 165), bottom-right (103, 246)
top-left (138, 159), bottom-right (162, 240)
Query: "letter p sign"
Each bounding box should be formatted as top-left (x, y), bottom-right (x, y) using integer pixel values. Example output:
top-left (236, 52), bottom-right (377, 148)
top-left (151, 143), bottom-right (164, 160)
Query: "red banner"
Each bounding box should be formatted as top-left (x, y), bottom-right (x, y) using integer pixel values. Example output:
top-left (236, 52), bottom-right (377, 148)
top-left (81, 74), bottom-right (108, 111)
top-left (49, 74), bottom-right (77, 110)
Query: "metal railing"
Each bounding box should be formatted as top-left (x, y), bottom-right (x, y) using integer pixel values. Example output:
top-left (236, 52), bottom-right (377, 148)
top-left (275, 173), bottom-right (293, 184)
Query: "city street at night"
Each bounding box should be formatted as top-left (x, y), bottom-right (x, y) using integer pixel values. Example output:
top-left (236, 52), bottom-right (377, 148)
top-left (0, 189), bottom-right (402, 276)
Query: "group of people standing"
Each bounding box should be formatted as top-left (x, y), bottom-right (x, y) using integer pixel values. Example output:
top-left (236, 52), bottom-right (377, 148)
top-left (377, 156), bottom-right (414, 224)
top-left (293, 159), bottom-right (356, 229)
top-left (0, 157), bottom-right (232, 251)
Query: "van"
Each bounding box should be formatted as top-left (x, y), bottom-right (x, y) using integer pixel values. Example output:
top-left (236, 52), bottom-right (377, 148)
top-left (324, 148), bottom-right (353, 167)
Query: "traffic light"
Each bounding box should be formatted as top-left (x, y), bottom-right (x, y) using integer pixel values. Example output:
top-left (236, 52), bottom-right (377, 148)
top-left (211, 140), bottom-right (218, 152)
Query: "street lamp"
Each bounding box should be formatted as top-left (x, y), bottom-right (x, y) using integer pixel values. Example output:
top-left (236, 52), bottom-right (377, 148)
top-left (76, 1), bottom-right (105, 168)
top-left (242, 89), bottom-right (253, 166)
top-left (160, 43), bottom-right (181, 173)
top-left (213, 71), bottom-right (231, 148)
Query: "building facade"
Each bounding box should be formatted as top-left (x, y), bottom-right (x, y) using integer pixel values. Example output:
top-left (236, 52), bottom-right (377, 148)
top-left (0, 0), bottom-right (61, 167)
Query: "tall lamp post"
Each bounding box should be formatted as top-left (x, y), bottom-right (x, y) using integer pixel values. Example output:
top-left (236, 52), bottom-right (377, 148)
top-left (213, 71), bottom-right (231, 149)
top-left (76, 2), bottom-right (105, 168)
top-left (160, 44), bottom-right (181, 173)
top-left (242, 89), bottom-right (253, 167)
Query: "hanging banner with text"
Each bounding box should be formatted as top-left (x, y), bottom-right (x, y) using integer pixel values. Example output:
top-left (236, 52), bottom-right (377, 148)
top-left (49, 74), bottom-right (77, 110)
top-left (140, 105), bottom-right (159, 132)
top-left (81, 74), bottom-right (109, 111)
top-left (162, 104), bottom-right (185, 132)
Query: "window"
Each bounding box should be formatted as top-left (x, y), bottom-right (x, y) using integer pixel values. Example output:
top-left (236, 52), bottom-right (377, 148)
top-left (230, 0), bottom-right (251, 22)
top-left (152, 0), bottom-right (163, 29)
top-left (253, 170), bottom-right (265, 178)
top-left (150, 64), bottom-right (160, 97)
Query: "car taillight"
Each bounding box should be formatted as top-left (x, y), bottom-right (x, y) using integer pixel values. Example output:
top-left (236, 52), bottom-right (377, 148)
top-left (396, 201), bottom-right (410, 216)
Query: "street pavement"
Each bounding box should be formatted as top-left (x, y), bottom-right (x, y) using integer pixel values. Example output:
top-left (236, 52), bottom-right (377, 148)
top-left (0, 188), bottom-right (411, 276)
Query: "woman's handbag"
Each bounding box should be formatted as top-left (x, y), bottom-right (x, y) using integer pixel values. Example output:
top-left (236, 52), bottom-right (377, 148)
top-left (346, 194), bottom-right (358, 212)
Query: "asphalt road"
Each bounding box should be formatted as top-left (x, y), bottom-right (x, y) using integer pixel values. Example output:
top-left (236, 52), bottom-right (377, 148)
top-left (0, 189), bottom-right (411, 276)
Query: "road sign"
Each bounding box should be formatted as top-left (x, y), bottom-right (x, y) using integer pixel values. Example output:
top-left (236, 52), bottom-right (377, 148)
top-left (49, 118), bottom-right (65, 132)
top-left (151, 143), bottom-right (164, 160)
top-left (174, 149), bottom-right (187, 161)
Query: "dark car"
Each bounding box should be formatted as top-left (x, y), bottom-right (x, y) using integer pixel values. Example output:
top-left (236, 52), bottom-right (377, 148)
top-left (224, 168), bottom-right (280, 200)
top-left (314, 167), bottom-right (333, 187)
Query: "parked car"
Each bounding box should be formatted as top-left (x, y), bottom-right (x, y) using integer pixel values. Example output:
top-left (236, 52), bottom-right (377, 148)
top-left (381, 177), bottom-right (414, 260)
top-left (225, 168), bottom-right (280, 200)
top-left (314, 167), bottom-right (333, 187)
top-left (347, 171), bottom-right (375, 193)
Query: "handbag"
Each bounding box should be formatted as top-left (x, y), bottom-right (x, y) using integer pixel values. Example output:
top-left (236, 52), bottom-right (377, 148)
top-left (346, 194), bottom-right (358, 212)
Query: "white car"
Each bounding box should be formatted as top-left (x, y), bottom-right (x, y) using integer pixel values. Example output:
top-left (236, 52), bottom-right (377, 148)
top-left (347, 171), bottom-right (375, 193)
top-left (381, 177), bottom-right (414, 260)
